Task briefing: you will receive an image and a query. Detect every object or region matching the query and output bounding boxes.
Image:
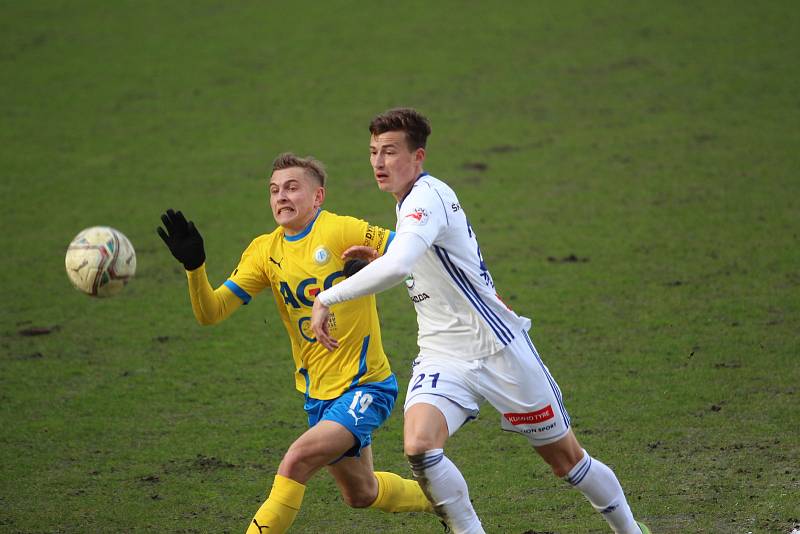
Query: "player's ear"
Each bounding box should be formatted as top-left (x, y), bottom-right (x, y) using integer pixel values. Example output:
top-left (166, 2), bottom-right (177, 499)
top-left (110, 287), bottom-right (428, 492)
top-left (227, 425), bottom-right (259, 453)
top-left (314, 186), bottom-right (326, 208)
top-left (414, 147), bottom-right (426, 164)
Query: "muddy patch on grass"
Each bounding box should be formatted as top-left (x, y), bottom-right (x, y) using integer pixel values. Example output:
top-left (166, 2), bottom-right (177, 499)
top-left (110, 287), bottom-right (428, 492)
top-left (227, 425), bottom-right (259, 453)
top-left (487, 144), bottom-right (522, 153)
top-left (15, 352), bottom-right (44, 360)
top-left (547, 254), bottom-right (589, 263)
top-left (462, 161), bottom-right (489, 172)
top-left (161, 454), bottom-right (239, 475)
top-left (191, 454), bottom-right (236, 470)
top-left (18, 325), bottom-right (60, 336)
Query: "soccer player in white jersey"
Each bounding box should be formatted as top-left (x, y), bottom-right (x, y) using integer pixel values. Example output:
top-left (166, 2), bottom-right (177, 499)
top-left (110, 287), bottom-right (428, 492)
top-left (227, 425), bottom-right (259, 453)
top-left (310, 108), bottom-right (651, 534)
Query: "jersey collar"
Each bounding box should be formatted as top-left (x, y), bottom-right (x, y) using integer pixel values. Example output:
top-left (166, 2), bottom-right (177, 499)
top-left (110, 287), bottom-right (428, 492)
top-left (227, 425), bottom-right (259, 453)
top-left (397, 172), bottom-right (429, 209)
top-left (284, 209), bottom-right (322, 242)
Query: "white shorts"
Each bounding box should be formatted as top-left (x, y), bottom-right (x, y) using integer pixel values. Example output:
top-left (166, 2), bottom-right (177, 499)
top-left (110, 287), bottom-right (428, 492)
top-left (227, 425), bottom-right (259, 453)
top-left (404, 330), bottom-right (571, 446)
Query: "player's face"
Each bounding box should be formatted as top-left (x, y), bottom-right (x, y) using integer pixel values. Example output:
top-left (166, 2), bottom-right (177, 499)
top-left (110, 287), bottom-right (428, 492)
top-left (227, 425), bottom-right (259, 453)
top-left (269, 168), bottom-right (325, 235)
top-left (370, 131), bottom-right (425, 201)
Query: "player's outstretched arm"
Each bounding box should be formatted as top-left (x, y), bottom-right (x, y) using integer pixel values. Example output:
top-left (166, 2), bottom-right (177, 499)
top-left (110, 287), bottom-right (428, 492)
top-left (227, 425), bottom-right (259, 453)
top-left (184, 266), bottom-right (243, 325)
top-left (309, 244), bottom-right (380, 349)
top-left (157, 209), bottom-right (206, 271)
top-left (311, 232), bottom-right (428, 350)
top-left (318, 232), bottom-right (428, 306)
top-left (157, 209), bottom-right (241, 325)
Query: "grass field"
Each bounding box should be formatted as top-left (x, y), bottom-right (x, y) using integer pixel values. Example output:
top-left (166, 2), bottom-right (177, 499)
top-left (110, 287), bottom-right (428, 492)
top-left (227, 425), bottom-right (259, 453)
top-left (1, 1), bottom-right (798, 533)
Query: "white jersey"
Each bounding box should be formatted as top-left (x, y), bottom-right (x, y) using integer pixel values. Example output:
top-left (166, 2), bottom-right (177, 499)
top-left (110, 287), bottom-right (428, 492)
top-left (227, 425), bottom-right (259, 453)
top-left (395, 173), bottom-right (531, 360)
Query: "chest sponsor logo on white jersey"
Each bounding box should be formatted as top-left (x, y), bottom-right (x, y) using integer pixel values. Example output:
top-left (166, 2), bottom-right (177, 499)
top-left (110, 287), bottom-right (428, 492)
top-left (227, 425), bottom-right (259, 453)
top-left (402, 208), bottom-right (429, 226)
top-left (410, 292), bottom-right (430, 303)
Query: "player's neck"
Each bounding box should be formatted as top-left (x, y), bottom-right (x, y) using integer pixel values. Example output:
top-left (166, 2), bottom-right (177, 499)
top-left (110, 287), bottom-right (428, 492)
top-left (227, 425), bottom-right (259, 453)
top-left (392, 170), bottom-right (425, 203)
top-left (283, 208), bottom-right (321, 237)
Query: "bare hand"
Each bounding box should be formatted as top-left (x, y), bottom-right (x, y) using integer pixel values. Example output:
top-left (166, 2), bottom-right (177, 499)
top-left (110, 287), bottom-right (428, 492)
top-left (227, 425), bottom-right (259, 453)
top-left (311, 298), bottom-right (339, 351)
top-left (342, 245), bottom-right (379, 262)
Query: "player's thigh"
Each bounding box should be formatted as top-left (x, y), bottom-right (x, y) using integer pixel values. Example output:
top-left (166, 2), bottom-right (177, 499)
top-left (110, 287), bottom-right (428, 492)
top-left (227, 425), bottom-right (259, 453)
top-left (280, 420), bottom-right (360, 482)
top-left (480, 331), bottom-right (571, 446)
top-left (403, 356), bottom-right (481, 450)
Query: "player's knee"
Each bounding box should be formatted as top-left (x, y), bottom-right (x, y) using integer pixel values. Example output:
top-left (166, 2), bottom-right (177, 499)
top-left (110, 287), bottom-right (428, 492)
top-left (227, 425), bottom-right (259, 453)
top-left (548, 460), bottom-right (573, 478)
top-left (404, 435), bottom-right (437, 457)
top-left (339, 487), bottom-right (376, 509)
top-left (535, 431), bottom-right (584, 478)
top-left (542, 447), bottom-right (584, 478)
top-left (277, 447), bottom-right (313, 481)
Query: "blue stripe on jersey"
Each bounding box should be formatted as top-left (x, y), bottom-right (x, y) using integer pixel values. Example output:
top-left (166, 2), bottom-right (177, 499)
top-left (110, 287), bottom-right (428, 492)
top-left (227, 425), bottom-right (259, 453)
top-left (223, 280), bottom-right (252, 304)
top-left (299, 367), bottom-right (311, 400)
top-left (284, 209), bottom-right (321, 242)
top-left (433, 246), bottom-right (513, 344)
top-left (437, 246), bottom-right (514, 342)
top-left (523, 330), bottom-right (570, 427)
top-left (454, 263), bottom-right (514, 341)
top-left (348, 335), bottom-right (370, 390)
top-left (385, 231), bottom-right (396, 251)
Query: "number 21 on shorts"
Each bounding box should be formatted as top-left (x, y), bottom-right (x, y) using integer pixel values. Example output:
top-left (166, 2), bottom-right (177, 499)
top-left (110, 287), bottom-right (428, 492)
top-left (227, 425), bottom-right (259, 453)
top-left (411, 372), bottom-right (440, 392)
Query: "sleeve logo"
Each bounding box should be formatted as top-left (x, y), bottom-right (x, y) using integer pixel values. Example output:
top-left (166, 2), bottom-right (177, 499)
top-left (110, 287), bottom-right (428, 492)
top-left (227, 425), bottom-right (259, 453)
top-left (403, 208), bottom-right (429, 226)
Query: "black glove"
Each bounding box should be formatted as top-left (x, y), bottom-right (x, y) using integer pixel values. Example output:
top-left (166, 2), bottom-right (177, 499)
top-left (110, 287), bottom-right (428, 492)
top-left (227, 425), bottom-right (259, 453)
top-left (157, 209), bottom-right (206, 271)
top-left (343, 258), bottom-right (369, 278)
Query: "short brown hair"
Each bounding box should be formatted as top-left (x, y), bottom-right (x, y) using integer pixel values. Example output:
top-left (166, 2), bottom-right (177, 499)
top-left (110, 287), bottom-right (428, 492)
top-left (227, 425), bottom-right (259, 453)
top-left (271, 152), bottom-right (327, 187)
top-left (369, 108), bottom-right (432, 150)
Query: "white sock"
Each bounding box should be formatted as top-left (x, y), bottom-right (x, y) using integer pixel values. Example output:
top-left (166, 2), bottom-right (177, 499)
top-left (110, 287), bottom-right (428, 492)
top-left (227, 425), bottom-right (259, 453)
top-left (565, 449), bottom-right (641, 534)
top-left (408, 449), bottom-right (485, 534)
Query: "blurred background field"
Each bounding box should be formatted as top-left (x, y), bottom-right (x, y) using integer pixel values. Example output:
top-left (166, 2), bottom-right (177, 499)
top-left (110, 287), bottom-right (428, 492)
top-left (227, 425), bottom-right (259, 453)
top-left (1, 1), bottom-right (798, 532)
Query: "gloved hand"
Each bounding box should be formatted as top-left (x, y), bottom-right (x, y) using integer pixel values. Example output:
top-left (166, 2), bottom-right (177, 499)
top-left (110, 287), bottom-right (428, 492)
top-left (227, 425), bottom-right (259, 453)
top-left (341, 245), bottom-right (378, 278)
top-left (157, 209), bottom-right (206, 271)
top-left (343, 258), bottom-right (369, 278)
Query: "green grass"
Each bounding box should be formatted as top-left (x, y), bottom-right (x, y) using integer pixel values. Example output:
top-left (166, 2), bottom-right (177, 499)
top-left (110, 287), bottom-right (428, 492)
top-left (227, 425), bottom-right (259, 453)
top-left (1, 1), bottom-right (798, 532)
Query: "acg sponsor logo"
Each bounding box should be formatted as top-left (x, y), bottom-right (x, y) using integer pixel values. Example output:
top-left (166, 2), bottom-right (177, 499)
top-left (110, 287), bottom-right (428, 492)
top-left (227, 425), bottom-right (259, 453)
top-left (279, 271), bottom-right (344, 308)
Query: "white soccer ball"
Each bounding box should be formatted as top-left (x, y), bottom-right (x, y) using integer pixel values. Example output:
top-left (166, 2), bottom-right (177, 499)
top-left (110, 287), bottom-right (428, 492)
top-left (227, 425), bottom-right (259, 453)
top-left (65, 226), bottom-right (136, 297)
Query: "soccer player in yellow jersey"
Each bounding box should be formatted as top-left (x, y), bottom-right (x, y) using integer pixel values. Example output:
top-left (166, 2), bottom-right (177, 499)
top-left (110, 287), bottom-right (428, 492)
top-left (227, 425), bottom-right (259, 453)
top-left (157, 153), bottom-right (432, 533)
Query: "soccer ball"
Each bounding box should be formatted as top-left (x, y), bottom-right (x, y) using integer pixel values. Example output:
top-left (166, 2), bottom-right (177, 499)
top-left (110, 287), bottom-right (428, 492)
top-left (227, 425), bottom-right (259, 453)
top-left (65, 226), bottom-right (137, 297)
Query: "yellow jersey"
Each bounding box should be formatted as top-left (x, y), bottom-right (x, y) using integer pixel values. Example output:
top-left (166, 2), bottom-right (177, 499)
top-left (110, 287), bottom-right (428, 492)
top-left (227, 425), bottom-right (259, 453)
top-left (224, 209), bottom-right (395, 400)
